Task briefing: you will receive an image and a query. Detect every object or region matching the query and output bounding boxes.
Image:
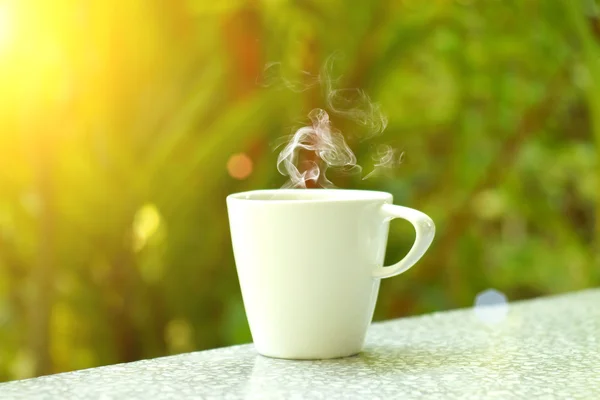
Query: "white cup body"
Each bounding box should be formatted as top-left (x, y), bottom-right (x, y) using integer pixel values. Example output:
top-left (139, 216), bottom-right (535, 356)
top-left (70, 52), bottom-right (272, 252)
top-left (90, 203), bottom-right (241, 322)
top-left (227, 189), bottom-right (393, 359)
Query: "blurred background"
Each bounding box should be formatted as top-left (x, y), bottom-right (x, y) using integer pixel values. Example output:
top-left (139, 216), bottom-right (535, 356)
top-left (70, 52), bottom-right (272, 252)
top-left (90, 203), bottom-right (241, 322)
top-left (0, 0), bottom-right (599, 381)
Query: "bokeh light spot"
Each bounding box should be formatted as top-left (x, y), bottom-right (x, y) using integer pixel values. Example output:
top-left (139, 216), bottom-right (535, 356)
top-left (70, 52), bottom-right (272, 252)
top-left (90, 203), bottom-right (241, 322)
top-left (472, 189), bottom-right (505, 220)
top-left (132, 203), bottom-right (162, 252)
top-left (474, 288), bottom-right (509, 325)
top-left (165, 318), bottom-right (194, 354)
top-left (227, 153), bottom-right (253, 180)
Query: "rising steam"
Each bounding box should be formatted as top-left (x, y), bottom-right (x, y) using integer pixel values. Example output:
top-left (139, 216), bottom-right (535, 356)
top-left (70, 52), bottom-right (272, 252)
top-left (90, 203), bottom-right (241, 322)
top-left (322, 55), bottom-right (388, 140)
top-left (362, 144), bottom-right (405, 180)
top-left (265, 55), bottom-right (400, 188)
top-left (276, 108), bottom-right (360, 188)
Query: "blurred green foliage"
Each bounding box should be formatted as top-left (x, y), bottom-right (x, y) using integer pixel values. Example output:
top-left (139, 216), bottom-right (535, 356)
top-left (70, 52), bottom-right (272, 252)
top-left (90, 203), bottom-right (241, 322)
top-left (0, 0), bottom-right (599, 381)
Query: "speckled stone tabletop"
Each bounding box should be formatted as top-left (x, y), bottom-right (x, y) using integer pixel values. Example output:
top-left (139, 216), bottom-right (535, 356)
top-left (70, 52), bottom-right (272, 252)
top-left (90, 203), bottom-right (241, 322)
top-left (1, 289), bottom-right (599, 399)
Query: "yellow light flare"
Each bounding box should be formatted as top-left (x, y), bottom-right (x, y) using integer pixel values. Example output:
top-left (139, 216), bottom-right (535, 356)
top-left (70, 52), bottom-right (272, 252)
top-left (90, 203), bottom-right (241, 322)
top-left (0, 2), bottom-right (13, 54)
top-left (0, 1), bottom-right (72, 113)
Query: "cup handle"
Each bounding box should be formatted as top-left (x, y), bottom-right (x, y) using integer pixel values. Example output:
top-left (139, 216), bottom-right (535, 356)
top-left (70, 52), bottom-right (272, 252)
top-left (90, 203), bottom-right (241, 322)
top-left (372, 204), bottom-right (435, 279)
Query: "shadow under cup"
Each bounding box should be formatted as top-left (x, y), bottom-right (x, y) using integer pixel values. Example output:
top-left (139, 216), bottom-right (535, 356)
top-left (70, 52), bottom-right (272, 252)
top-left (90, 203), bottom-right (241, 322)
top-left (226, 189), bottom-right (434, 360)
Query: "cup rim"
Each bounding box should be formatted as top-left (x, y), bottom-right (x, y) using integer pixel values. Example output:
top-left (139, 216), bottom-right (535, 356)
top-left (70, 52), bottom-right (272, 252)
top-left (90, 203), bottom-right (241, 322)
top-left (227, 189), bottom-right (393, 204)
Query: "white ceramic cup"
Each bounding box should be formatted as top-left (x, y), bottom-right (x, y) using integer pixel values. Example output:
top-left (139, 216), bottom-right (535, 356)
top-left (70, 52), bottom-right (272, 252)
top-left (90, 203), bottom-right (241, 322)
top-left (226, 189), bottom-right (435, 360)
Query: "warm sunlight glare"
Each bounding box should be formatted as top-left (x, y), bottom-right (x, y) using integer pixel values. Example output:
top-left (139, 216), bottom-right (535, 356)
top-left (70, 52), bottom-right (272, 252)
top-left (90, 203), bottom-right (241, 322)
top-left (0, 1), bottom-right (80, 119)
top-left (0, 3), bottom-right (13, 53)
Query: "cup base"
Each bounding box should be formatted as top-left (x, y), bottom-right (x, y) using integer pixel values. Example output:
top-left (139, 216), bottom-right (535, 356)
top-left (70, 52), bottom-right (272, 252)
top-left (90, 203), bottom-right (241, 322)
top-left (256, 348), bottom-right (361, 361)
